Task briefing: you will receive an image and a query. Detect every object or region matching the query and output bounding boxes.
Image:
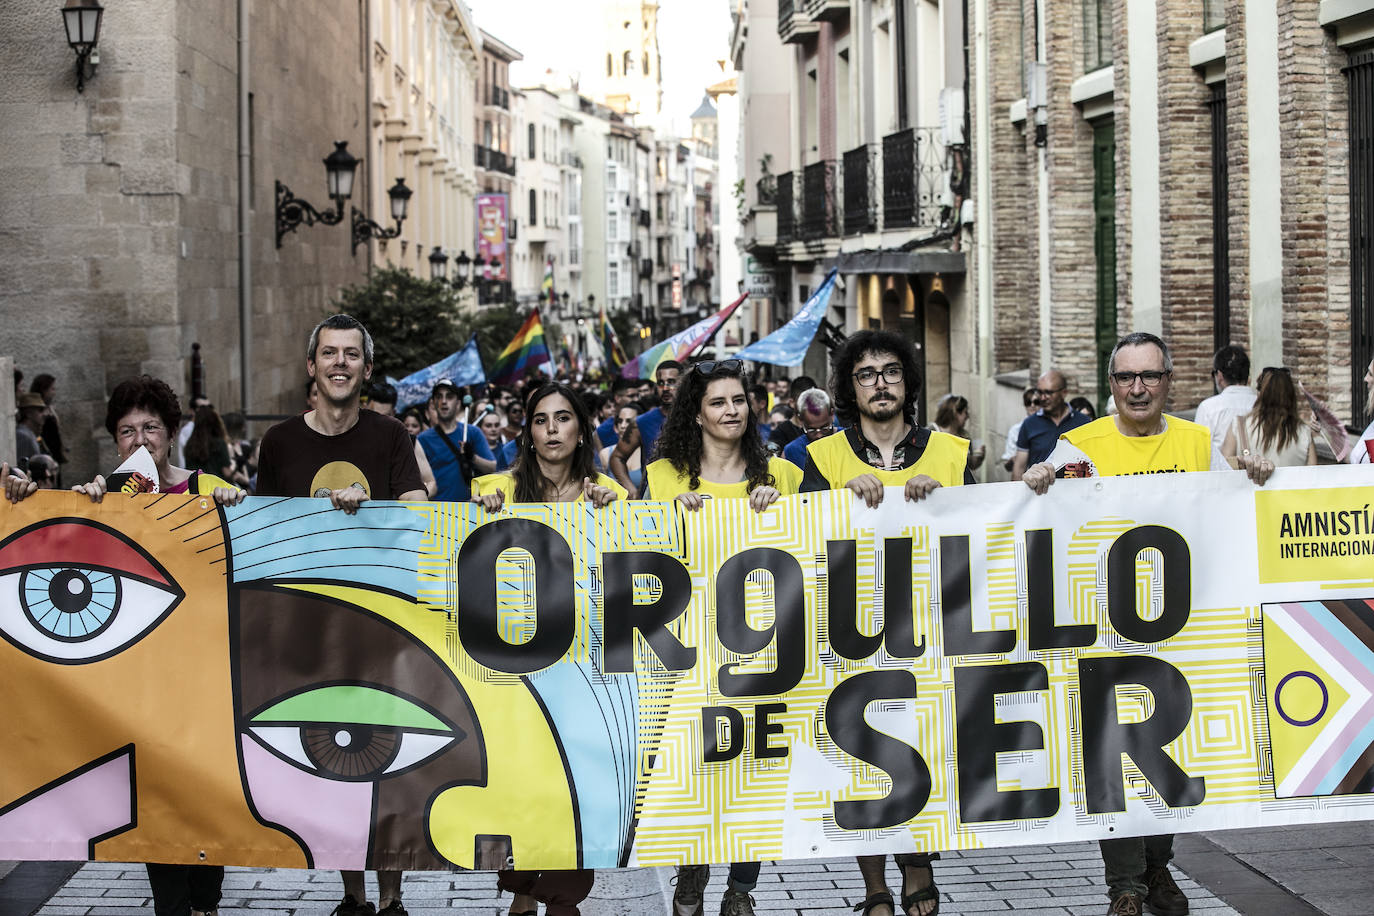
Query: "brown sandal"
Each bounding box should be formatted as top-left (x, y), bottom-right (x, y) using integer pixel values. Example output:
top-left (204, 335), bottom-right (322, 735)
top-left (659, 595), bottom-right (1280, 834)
top-left (854, 890), bottom-right (895, 916)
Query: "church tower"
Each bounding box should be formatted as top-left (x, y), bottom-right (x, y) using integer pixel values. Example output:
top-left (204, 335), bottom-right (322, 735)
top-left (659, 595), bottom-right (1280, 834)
top-left (594, 1), bottom-right (662, 117)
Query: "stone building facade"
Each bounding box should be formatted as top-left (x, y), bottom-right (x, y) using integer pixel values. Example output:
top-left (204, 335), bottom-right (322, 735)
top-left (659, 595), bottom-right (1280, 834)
top-left (1, 0), bottom-right (372, 480)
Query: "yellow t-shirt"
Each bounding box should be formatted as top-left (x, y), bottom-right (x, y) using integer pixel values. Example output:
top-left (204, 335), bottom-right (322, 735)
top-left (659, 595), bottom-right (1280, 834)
top-left (805, 428), bottom-right (969, 489)
top-left (1060, 415), bottom-right (1212, 477)
top-left (472, 472), bottom-right (629, 502)
top-left (643, 456), bottom-right (803, 499)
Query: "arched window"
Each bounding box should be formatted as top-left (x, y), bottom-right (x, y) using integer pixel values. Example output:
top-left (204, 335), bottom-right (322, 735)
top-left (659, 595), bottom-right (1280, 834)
top-left (529, 189), bottom-right (537, 225)
top-left (528, 123), bottom-right (536, 159)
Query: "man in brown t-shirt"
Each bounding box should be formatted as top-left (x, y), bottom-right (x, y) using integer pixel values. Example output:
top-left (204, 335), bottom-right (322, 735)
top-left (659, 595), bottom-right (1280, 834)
top-left (255, 314), bottom-right (423, 916)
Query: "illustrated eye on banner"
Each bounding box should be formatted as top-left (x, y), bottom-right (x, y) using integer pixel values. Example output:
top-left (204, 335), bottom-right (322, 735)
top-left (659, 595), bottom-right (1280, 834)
top-left (246, 684), bottom-right (465, 782)
top-left (0, 520), bottom-right (184, 664)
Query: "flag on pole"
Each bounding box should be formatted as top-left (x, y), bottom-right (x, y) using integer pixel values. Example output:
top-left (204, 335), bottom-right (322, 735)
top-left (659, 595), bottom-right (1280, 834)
top-left (542, 258), bottom-right (556, 309)
top-left (733, 269), bottom-right (838, 366)
top-left (393, 335), bottom-right (486, 407)
top-left (599, 307), bottom-right (628, 370)
top-left (621, 293), bottom-right (748, 379)
top-left (490, 309), bottom-right (553, 386)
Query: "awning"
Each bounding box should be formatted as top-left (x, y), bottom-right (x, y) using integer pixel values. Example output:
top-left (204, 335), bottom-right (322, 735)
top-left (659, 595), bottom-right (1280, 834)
top-left (836, 248), bottom-right (966, 275)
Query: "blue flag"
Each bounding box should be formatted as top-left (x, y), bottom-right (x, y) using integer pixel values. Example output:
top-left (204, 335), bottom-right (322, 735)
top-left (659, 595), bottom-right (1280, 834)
top-left (393, 334), bottom-right (486, 407)
top-left (734, 269), bottom-right (838, 366)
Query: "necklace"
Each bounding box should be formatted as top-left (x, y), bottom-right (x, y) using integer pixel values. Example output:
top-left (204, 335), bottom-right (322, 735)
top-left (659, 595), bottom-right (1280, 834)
top-left (547, 477), bottom-right (579, 502)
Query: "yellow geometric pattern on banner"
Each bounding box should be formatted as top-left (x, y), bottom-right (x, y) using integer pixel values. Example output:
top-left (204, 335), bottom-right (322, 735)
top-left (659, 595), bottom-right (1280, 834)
top-left (1253, 487), bottom-right (1374, 584)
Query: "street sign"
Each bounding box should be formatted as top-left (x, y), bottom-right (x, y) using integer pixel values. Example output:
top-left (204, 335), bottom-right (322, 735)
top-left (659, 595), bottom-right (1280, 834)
top-left (744, 256), bottom-right (774, 297)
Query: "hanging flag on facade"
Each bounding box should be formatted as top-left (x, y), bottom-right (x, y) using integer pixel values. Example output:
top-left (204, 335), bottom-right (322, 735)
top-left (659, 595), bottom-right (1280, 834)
top-left (393, 334), bottom-right (485, 407)
top-left (733, 269), bottom-right (838, 366)
top-left (490, 309), bottom-right (553, 386)
top-left (621, 292), bottom-right (747, 379)
top-left (599, 308), bottom-right (628, 370)
top-left (542, 258), bottom-right (556, 309)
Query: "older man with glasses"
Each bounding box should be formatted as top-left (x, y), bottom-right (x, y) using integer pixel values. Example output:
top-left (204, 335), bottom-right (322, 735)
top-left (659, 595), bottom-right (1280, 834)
top-left (1011, 369), bottom-right (1089, 480)
top-left (1022, 331), bottom-right (1273, 916)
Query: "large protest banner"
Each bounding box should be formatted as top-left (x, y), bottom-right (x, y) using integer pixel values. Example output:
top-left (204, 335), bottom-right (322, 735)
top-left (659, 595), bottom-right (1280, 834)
top-left (2, 466), bottom-right (1374, 872)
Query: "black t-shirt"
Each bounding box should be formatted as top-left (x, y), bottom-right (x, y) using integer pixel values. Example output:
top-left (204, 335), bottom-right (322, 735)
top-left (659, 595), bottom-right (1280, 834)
top-left (255, 410), bottom-right (424, 499)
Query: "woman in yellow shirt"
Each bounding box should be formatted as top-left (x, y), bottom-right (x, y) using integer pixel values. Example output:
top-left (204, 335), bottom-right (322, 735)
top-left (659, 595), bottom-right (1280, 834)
top-left (471, 382), bottom-right (619, 916)
top-left (472, 382), bottom-right (624, 511)
top-left (646, 358), bottom-right (799, 916)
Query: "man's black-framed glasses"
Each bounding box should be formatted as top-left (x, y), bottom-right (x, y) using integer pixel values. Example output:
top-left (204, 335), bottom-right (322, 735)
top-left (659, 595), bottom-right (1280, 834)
top-left (1109, 369), bottom-right (1170, 389)
top-left (1034, 385), bottom-right (1066, 397)
top-left (853, 365), bottom-right (904, 387)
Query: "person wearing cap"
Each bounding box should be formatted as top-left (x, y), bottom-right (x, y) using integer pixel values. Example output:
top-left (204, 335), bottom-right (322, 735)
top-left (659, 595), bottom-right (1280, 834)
top-left (15, 391), bottom-right (49, 472)
top-left (416, 378), bottom-right (497, 503)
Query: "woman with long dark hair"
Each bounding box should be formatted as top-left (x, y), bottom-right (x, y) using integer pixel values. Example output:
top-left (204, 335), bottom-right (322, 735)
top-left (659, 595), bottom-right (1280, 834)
top-left (1221, 367), bottom-right (1316, 467)
top-left (648, 359), bottom-right (801, 916)
top-left (470, 382), bottom-right (622, 916)
top-left (183, 404), bottom-right (235, 481)
top-left (473, 382), bottom-right (623, 509)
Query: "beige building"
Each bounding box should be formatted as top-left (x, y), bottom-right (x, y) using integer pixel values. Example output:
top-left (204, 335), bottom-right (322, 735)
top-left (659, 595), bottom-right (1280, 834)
top-left (367, 0), bottom-right (481, 294)
top-left (587, 0), bottom-right (664, 118)
top-left (734, 0), bottom-right (971, 410)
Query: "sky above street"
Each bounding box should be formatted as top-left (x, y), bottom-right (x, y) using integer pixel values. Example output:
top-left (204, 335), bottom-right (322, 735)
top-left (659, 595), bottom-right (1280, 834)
top-left (469, 0), bottom-right (733, 133)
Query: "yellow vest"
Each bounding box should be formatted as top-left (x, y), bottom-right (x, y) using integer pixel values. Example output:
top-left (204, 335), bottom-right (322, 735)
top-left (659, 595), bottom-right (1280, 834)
top-left (805, 428), bottom-right (969, 488)
top-left (472, 472), bottom-right (628, 502)
top-left (1061, 415), bottom-right (1212, 477)
top-left (644, 456), bottom-right (802, 499)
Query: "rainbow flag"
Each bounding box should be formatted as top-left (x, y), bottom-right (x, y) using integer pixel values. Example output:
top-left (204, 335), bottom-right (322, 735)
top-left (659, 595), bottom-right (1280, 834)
top-left (621, 292), bottom-right (747, 379)
top-left (599, 307), bottom-right (628, 370)
top-left (490, 309), bottom-right (552, 385)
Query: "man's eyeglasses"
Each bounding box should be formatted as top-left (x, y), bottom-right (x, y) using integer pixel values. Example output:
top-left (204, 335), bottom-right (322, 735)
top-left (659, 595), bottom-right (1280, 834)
top-left (853, 365), bottom-right (904, 387)
top-left (1034, 386), bottom-right (1066, 397)
top-left (802, 424), bottom-right (835, 438)
top-left (1109, 370), bottom-right (1170, 389)
top-left (692, 359), bottom-right (743, 376)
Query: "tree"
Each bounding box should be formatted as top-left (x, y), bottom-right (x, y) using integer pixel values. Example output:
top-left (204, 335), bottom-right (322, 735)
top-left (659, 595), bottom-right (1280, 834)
top-left (330, 267), bottom-right (466, 381)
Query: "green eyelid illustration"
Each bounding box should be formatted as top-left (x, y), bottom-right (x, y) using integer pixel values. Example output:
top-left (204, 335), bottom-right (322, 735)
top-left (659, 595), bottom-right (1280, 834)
top-left (251, 684), bottom-right (452, 733)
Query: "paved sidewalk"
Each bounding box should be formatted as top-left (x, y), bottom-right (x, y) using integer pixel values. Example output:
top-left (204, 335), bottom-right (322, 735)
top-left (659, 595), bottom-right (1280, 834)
top-left (18, 821), bottom-right (1374, 915)
top-left (29, 845), bottom-right (1223, 916)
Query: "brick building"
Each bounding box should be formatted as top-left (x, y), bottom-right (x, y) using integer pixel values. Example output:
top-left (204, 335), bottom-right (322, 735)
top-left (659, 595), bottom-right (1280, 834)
top-left (973, 0), bottom-right (1374, 434)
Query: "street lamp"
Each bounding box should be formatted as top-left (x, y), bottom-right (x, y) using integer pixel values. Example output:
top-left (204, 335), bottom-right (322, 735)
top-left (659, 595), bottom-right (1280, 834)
top-left (275, 141), bottom-right (360, 248)
top-left (453, 250), bottom-right (472, 289)
top-left (428, 246), bottom-right (449, 282)
top-left (61, 0), bottom-right (103, 93)
top-left (352, 177), bottom-right (412, 254)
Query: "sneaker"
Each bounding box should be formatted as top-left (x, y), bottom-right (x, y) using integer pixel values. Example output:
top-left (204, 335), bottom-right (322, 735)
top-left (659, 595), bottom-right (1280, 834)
top-left (377, 902), bottom-right (409, 916)
top-left (673, 864), bottom-right (710, 916)
top-left (1143, 867), bottom-right (1189, 916)
top-left (719, 888), bottom-right (755, 916)
top-left (1106, 893), bottom-right (1141, 916)
top-left (332, 896), bottom-right (376, 916)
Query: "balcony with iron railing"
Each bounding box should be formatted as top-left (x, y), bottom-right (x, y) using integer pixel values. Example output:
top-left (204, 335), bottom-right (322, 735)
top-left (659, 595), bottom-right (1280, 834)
top-left (640, 258), bottom-right (653, 279)
top-left (842, 143), bottom-right (878, 235)
top-left (777, 0), bottom-right (819, 43)
top-left (487, 85), bottom-right (510, 109)
top-left (800, 0), bottom-right (849, 22)
top-left (800, 161), bottom-right (839, 239)
top-left (638, 208), bottom-right (651, 228)
top-left (881, 127), bottom-right (946, 230)
top-left (776, 170), bottom-right (798, 243)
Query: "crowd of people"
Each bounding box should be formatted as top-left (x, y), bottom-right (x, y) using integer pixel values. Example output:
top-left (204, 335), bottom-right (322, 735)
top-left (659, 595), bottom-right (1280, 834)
top-left (4, 316), bottom-right (1373, 916)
